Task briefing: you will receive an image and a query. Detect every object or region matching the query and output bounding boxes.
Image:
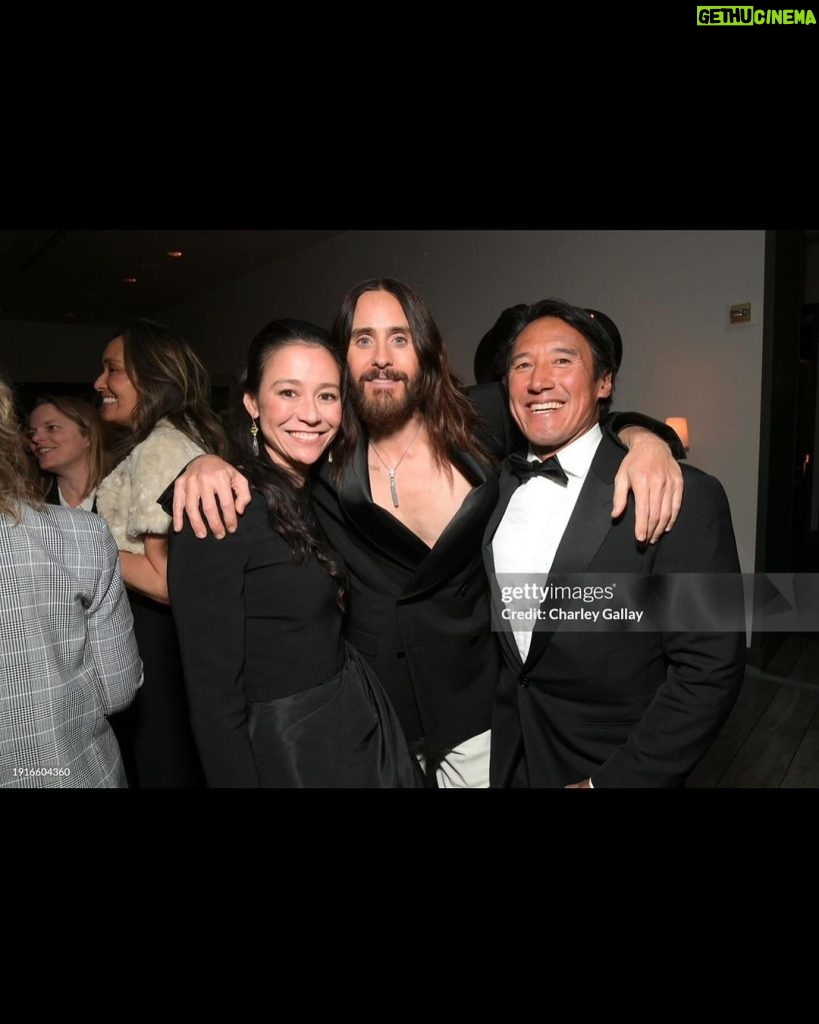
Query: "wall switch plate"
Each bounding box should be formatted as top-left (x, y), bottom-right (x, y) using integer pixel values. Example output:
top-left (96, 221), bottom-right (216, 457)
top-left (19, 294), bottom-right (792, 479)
top-left (730, 302), bottom-right (752, 325)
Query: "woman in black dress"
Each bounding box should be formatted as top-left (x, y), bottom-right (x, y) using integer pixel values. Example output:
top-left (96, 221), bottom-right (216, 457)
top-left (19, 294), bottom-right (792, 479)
top-left (167, 319), bottom-right (420, 788)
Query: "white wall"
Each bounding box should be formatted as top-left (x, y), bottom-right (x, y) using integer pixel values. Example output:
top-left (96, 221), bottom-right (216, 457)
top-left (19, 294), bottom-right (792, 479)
top-left (158, 229), bottom-right (765, 573)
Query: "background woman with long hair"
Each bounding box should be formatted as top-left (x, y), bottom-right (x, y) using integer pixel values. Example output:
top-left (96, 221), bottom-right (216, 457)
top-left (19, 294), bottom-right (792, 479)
top-left (27, 394), bottom-right (110, 511)
top-left (167, 319), bottom-right (420, 787)
top-left (94, 318), bottom-right (227, 788)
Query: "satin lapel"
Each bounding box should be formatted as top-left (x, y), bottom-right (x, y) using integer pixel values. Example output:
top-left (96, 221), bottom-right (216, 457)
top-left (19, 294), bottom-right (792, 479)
top-left (483, 459), bottom-right (527, 668)
top-left (523, 437), bottom-right (622, 670)
top-left (332, 440), bottom-right (429, 569)
top-left (402, 450), bottom-right (498, 598)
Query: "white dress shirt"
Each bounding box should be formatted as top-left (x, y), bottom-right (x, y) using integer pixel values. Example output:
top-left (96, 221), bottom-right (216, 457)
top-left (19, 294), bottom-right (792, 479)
top-left (57, 485), bottom-right (97, 512)
top-left (492, 423), bottom-right (603, 662)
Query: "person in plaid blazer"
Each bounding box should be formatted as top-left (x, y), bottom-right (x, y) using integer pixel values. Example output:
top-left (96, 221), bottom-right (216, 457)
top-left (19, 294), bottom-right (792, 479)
top-left (0, 377), bottom-right (143, 788)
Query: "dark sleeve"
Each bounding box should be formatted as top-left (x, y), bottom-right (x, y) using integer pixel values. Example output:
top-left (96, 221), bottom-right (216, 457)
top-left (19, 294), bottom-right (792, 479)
top-left (157, 479), bottom-right (175, 517)
top-left (167, 504), bottom-right (261, 787)
top-left (156, 459), bottom-right (201, 517)
top-left (465, 381), bottom-right (523, 458)
top-left (593, 470), bottom-right (745, 787)
top-left (603, 411), bottom-right (687, 460)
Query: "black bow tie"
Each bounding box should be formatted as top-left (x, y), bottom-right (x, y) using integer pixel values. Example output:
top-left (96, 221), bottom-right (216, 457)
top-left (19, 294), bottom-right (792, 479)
top-left (508, 452), bottom-right (569, 486)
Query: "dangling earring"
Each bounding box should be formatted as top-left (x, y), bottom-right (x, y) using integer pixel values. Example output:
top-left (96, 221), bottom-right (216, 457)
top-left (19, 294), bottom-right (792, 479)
top-left (327, 448), bottom-right (333, 464)
top-left (250, 419), bottom-right (259, 457)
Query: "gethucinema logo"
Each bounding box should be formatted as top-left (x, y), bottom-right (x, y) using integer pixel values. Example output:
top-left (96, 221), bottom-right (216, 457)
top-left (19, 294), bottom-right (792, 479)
top-left (697, 6), bottom-right (817, 22)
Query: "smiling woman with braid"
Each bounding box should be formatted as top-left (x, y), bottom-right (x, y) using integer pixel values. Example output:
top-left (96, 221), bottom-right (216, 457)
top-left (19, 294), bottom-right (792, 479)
top-left (167, 318), bottom-right (421, 787)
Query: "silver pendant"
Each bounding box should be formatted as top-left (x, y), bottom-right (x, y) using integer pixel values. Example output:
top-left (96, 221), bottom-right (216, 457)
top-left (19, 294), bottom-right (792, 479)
top-left (388, 470), bottom-right (399, 508)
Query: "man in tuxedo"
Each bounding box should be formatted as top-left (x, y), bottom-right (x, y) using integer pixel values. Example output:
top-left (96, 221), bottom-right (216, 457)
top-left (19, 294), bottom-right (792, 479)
top-left (170, 280), bottom-right (686, 788)
top-left (484, 298), bottom-right (745, 788)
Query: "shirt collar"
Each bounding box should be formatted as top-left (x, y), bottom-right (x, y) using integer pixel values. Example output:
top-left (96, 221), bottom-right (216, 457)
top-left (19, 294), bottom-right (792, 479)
top-left (526, 422), bottom-right (602, 479)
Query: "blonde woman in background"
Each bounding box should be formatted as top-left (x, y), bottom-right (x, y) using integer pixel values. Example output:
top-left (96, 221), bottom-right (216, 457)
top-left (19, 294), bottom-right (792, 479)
top-left (0, 376), bottom-right (142, 788)
top-left (27, 394), bottom-right (110, 512)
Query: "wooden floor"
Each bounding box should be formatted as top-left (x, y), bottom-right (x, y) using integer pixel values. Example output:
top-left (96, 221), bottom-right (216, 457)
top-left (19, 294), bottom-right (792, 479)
top-left (686, 633), bottom-right (819, 788)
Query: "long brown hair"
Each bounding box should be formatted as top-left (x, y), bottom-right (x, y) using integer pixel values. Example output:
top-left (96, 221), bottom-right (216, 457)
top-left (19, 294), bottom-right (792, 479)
top-left (28, 394), bottom-right (111, 498)
top-left (232, 318), bottom-right (349, 608)
top-left (0, 378), bottom-right (42, 521)
top-left (109, 318), bottom-right (227, 463)
top-left (330, 278), bottom-right (494, 470)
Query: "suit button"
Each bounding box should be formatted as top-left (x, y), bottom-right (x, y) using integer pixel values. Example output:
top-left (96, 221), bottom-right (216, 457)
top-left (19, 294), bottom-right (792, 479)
top-left (396, 650), bottom-right (406, 659)
top-left (519, 677), bottom-right (529, 688)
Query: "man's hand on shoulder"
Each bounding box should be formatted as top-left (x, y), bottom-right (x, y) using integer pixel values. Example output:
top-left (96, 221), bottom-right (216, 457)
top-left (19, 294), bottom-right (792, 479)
top-left (172, 455), bottom-right (251, 539)
top-left (613, 427), bottom-right (684, 544)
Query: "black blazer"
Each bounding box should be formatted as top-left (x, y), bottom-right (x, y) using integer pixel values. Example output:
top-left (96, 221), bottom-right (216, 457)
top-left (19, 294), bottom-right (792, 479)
top-left (483, 432), bottom-right (745, 788)
top-left (311, 438), bottom-right (500, 751)
top-left (308, 384), bottom-right (514, 752)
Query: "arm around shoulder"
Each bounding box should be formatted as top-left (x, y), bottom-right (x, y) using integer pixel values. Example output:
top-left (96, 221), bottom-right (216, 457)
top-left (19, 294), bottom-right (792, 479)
top-left (171, 454), bottom-right (252, 539)
top-left (607, 411), bottom-right (686, 544)
top-left (605, 410), bottom-right (687, 460)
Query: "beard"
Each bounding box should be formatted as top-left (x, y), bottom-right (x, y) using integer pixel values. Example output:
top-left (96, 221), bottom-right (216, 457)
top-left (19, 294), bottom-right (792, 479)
top-left (351, 368), bottom-right (423, 434)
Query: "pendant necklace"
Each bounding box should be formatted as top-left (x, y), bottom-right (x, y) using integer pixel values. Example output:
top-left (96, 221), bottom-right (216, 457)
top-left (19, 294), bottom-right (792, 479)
top-left (369, 424), bottom-right (423, 508)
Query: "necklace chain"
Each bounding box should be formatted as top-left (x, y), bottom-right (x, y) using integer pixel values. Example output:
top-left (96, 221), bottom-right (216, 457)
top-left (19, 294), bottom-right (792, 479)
top-left (369, 424), bottom-right (422, 508)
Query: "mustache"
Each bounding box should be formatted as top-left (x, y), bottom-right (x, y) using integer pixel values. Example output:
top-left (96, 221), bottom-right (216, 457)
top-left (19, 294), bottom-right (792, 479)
top-left (359, 369), bottom-right (409, 384)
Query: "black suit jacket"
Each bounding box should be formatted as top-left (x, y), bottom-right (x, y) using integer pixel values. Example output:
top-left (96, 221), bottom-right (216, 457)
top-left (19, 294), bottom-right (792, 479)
top-left (483, 432), bottom-right (745, 788)
top-left (311, 437), bottom-right (500, 751)
top-left (309, 383), bottom-right (513, 751)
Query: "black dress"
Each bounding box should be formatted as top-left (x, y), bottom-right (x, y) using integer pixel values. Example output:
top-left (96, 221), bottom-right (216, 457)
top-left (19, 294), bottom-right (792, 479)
top-left (94, 422), bottom-right (208, 789)
top-left (113, 592), bottom-right (206, 789)
top-left (167, 493), bottom-right (421, 788)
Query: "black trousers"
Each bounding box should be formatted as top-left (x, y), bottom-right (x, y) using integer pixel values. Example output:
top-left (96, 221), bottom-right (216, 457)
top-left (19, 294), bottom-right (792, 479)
top-left (109, 592), bottom-right (205, 789)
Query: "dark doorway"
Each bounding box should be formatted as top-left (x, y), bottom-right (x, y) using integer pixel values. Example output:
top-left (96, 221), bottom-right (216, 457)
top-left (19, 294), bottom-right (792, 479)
top-left (752, 230), bottom-right (817, 669)
top-left (794, 302), bottom-right (819, 572)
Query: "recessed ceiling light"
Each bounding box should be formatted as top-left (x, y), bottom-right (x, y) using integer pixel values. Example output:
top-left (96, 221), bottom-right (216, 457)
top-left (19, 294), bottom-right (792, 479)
top-left (122, 276), bottom-right (138, 284)
top-left (166, 250), bottom-right (183, 258)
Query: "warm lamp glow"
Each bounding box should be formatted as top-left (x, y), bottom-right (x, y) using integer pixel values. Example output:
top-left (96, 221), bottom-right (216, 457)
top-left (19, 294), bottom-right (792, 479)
top-left (665, 417), bottom-right (690, 450)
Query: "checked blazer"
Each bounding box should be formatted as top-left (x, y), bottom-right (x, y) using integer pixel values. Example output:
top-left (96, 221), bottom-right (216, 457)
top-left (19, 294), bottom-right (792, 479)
top-left (0, 504), bottom-right (143, 788)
